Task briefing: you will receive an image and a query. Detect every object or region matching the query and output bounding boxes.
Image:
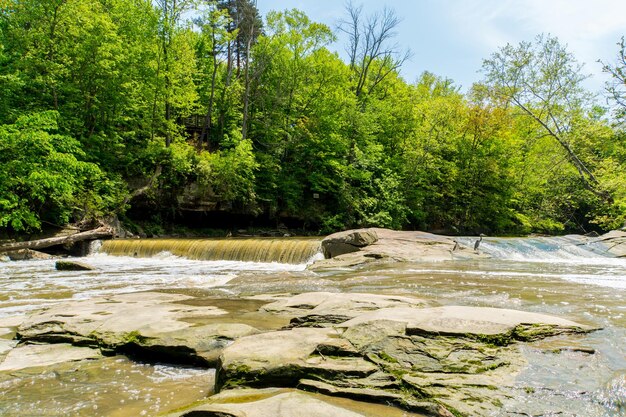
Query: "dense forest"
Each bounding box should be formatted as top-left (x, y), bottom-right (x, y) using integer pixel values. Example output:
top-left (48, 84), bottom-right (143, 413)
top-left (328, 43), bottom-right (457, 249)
top-left (1, 0), bottom-right (625, 236)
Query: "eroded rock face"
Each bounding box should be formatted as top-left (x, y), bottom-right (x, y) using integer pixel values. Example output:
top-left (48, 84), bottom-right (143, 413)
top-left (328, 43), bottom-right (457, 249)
top-left (216, 297), bottom-right (596, 417)
top-left (8, 290), bottom-right (601, 417)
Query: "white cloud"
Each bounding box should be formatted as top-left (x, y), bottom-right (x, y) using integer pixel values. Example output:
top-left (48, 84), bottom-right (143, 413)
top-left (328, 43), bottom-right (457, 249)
top-left (447, 0), bottom-right (626, 90)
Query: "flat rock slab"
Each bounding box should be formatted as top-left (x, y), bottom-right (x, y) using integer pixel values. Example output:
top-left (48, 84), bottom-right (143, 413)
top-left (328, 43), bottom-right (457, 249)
top-left (167, 388), bottom-right (428, 417)
top-left (339, 305), bottom-right (594, 340)
top-left (0, 343), bottom-right (101, 371)
top-left (217, 327), bottom-right (377, 390)
top-left (598, 230), bottom-right (626, 257)
top-left (215, 293), bottom-right (599, 416)
top-left (18, 292), bottom-right (258, 365)
top-left (19, 292), bottom-right (226, 339)
top-left (261, 292), bottom-right (428, 326)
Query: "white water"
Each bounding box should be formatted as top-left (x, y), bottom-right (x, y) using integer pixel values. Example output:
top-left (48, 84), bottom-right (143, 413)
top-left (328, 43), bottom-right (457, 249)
top-left (457, 235), bottom-right (617, 260)
top-left (455, 236), bottom-right (626, 289)
top-left (0, 252), bottom-right (319, 318)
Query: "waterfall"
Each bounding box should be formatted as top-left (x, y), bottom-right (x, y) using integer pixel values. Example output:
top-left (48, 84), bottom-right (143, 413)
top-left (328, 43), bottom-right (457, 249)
top-left (100, 238), bottom-right (322, 264)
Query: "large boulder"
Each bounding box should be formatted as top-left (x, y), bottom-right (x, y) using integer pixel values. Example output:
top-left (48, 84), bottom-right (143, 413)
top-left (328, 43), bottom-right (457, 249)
top-left (321, 229), bottom-right (379, 258)
top-left (313, 228), bottom-right (485, 270)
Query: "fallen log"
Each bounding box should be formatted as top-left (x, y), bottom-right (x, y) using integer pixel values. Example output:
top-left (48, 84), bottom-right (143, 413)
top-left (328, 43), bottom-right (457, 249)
top-left (0, 226), bottom-right (113, 253)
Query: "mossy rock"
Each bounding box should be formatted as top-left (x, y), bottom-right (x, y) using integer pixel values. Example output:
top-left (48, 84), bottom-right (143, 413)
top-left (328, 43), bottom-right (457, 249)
top-left (55, 260), bottom-right (96, 271)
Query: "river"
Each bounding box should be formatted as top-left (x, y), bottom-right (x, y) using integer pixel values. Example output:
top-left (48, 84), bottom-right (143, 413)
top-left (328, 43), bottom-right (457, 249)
top-left (0, 236), bottom-right (624, 416)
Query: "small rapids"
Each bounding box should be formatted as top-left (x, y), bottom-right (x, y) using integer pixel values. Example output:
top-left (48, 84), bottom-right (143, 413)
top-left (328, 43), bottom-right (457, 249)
top-left (0, 251), bottom-right (319, 318)
top-left (457, 235), bottom-right (619, 261)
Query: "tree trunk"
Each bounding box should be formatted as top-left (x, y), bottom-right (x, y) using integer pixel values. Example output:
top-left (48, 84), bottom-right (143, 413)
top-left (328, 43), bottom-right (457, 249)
top-left (0, 227), bottom-right (114, 253)
top-left (200, 43), bottom-right (219, 148)
top-left (241, 30), bottom-right (253, 140)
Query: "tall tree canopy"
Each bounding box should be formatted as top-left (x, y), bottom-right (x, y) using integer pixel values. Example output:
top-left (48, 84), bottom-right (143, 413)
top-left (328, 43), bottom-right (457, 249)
top-left (0, 2), bottom-right (624, 235)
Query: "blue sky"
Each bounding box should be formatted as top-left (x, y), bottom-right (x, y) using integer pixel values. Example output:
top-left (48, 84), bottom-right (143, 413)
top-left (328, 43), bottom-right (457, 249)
top-left (256, 0), bottom-right (626, 94)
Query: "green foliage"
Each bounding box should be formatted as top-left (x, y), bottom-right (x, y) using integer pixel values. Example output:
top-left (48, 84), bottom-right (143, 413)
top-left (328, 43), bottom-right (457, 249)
top-left (0, 112), bottom-right (124, 232)
top-left (197, 137), bottom-right (259, 208)
top-left (0, 2), bottom-right (625, 234)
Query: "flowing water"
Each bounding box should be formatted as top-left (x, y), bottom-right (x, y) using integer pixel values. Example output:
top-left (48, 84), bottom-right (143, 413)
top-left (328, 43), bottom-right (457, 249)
top-left (0, 236), bottom-right (625, 416)
top-left (100, 238), bottom-right (322, 264)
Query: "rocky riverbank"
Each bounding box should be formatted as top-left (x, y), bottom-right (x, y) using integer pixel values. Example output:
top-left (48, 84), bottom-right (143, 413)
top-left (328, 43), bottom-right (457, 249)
top-left (0, 290), bottom-right (600, 416)
top-left (310, 228), bottom-right (626, 270)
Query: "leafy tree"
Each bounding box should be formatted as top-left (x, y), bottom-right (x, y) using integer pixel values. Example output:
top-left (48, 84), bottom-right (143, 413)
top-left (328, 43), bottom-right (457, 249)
top-left (196, 137), bottom-right (258, 208)
top-left (482, 35), bottom-right (609, 202)
top-left (249, 9), bottom-right (344, 222)
top-left (0, 112), bottom-right (123, 232)
top-left (602, 36), bottom-right (626, 122)
top-left (195, 4), bottom-right (235, 147)
top-left (1, 3), bottom-right (624, 234)
top-left (154, 0), bottom-right (199, 147)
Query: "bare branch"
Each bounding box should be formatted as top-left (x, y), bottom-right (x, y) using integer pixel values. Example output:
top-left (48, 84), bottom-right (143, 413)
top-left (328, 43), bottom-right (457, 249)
top-left (339, 2), bottom-right (409, 97)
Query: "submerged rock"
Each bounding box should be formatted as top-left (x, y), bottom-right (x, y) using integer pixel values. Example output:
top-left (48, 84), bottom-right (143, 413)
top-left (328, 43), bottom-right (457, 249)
top-left (55, 260), bottom-right (96, 271)
top-left (600, 373), bottom-right (626, 412)
top-left (0, 343), bottom-right (101, 371)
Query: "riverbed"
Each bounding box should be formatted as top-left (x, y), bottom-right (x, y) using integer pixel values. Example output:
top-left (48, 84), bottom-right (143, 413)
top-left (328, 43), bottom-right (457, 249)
top-left (0, 237), bottom-right (624, 416)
